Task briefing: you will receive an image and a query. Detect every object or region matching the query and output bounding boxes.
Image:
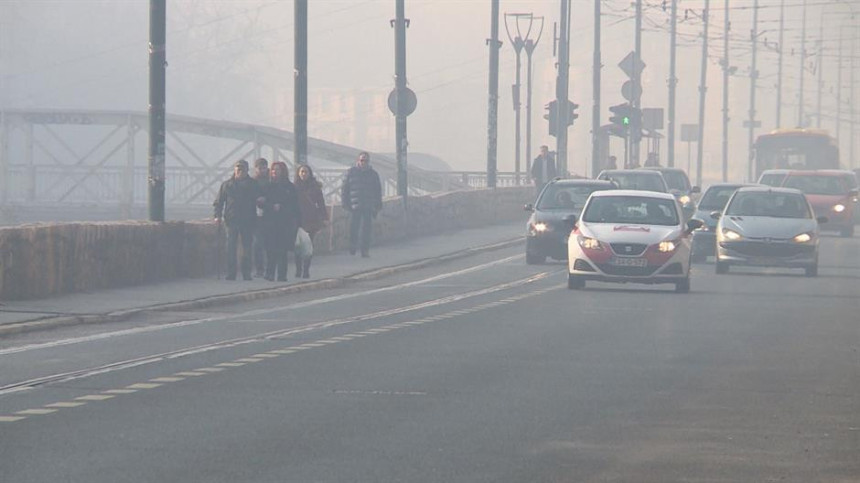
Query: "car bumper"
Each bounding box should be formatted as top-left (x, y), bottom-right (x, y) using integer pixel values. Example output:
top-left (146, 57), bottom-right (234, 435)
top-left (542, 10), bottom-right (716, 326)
top-left (568, 252), bottom-right (690, 285)
top-left (716, 241), bottom-right (817, 267)
top-left (526, 233), bottom-right (569, 260)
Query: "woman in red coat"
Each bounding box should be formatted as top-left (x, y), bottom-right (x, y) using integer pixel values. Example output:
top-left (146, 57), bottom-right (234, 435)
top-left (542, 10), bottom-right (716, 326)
top-left (294, 163), bottom-right (328, 278)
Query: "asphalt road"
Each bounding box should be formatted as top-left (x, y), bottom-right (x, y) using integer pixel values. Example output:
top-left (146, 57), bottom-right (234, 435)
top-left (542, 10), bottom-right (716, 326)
top-left (1, 233), bottom-right (858, 482)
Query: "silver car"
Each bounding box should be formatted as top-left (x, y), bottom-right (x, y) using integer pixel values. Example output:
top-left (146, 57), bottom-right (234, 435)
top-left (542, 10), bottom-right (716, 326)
top-left (714, 187), bottom-right (825, 277)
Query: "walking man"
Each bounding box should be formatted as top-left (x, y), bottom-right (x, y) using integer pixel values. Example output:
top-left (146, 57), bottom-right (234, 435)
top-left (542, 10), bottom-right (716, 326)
top-left (530, 145), bottom-right (557, 195)
top-left (341, 151), bottom-right (382, 257)
top-left (213, 160), bottom-right (264, 281)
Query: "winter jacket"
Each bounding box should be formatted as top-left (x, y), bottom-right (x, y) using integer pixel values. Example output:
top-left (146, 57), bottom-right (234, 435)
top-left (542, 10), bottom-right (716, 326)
top-left (262, 180), bottom-right (301, 244)
top-left (296, 178), bottom-right (328, 234)
top-left (341, 165), bottom-right (382, 212)
top-left (213, 176), bottom-right (262, 228)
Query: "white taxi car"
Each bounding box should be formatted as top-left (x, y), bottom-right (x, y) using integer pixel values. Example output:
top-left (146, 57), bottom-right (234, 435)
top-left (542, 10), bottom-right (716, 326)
top-left (567, 190), bottom-right (703, 292)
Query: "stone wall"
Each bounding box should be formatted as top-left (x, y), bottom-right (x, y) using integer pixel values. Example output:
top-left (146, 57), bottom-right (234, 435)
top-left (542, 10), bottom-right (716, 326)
top-left (0, 187), bottom-right (532, 300)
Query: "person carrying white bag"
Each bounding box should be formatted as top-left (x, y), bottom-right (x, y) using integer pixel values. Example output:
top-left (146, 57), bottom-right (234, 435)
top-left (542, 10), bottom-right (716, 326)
top-left (294, 164), bottom-right (328, 278)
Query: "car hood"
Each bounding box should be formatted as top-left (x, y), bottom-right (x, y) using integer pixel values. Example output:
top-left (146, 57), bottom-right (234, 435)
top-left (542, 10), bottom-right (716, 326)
top-left (720, 216), bottom-right (817, 239)
top-left (580, 222), bottom-right (682, 244)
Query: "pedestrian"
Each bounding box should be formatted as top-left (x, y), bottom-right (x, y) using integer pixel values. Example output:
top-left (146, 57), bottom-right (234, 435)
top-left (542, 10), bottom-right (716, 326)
top-left (213, 160), bottom-right (264, 281)
top-left (530, 145), bottom-right (558, 195)
top-left (252, 157), bottom-right (270, 278)
top-left (341, 151), bottom-right (382, 257)
top-left (644, 152), bottom-right (660, 167)
top-left (294, 163), bottom-right (328, 278)
top-left (606, 155), bottom-right (618, 170)
top-left (262, 162), bottom-right (300, 281)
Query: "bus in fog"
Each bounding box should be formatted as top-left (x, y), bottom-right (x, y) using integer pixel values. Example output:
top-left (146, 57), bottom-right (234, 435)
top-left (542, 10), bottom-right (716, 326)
top-left (754, 129), bottom-right (839, 179)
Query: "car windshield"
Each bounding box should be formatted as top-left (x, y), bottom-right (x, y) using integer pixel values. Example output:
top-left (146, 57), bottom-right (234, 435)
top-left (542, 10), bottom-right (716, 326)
top-left (725, 191), bottom-right (811, 218)
top-left (758, 173), bottom-right (786, 187)
top-left (697, 186), bottom-right (741, 211)
top-left (599, 173), bottom-right (666, 192)
top-left (658, 171), bottom-right (690, 191)
top-left (537, 185), bottom-right (610, 210)
top-left (783, 175), bottom-right (848, 195)
top-left (582, 196), bottom-right (679, 226)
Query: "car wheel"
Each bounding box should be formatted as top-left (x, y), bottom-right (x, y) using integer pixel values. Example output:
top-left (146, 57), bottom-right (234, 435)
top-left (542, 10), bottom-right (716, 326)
top-left (675, 277), bottom-right (690, 293)
top-left (567, 273), bottom-right (585, 290)
top-left (715, 261), bottom-right (729, 274)
top-left (840, 225), bottom-right (854, 238)
top-left (526, 253), bottom-right (545, 265)
top-left (804, 263), bottom-right (818, 277)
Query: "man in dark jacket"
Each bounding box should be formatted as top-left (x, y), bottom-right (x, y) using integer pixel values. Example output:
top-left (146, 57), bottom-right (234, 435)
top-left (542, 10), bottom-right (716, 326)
top-left (251, 157), bottom-right (270, 278)
top-left (213, 160), bottom-right (263, 280)
top-left (530, 145), bottom-right (558, 195)
top-left (341, 151), bottom-right (382, 257)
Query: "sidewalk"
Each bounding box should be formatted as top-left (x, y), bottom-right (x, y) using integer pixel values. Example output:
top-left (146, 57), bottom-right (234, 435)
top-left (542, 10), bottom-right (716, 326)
top-left (0, 222), bottom-right (524, 334)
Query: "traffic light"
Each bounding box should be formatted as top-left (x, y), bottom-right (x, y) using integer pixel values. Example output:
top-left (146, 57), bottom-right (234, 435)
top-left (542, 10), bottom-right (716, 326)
top-left (609, 103), bottom-right (632, 134)
top-left (568, 101), bottom-right (579, 125)
top-left (628, 106), bottom-right (643, 142)
top-left (544, 100), bottom-right (558, 136)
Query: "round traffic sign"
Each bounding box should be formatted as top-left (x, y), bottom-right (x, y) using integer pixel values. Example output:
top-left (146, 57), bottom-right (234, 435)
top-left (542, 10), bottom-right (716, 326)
top-left (388, 87), bottom-right (417, 116)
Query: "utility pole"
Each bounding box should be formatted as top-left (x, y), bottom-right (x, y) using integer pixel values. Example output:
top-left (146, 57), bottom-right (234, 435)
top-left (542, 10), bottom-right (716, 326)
top-left (294, 0), bottom-right (308, 166)
top-left (695, 0), bottom-right (709, 187)
top-left (815, 11), bottom-right (823, 129)
top-left (721, 0), bottom-right (730, 182)
top-left (836, 26), bottom-right (844, 145)
top-left (776, 0), bottom-right (784, 127)
top-left (851, 30), bottom-right (856, 169)
top-left (555, 0), bottom-right (571, 177)
top-left (748, 0), bottom-right (759, 182)
top-left (393, 0), bottom-right (409, 200)
top-left (591, 0), bottom-right (601, 177)
top-left (148, 0), bottom-right (166, 222)
top-left (667, 0), bottom-right (678, 168)
top-left (632, 0), bottom-right (643, 166)
top-left (798, 0), bottom-right (807, 127)
top-left (487, 0), bottom-right (500, 188)
top-left (504, 13), bottom-right (533, 185)
top-left (524, 17), bottom-right (544, 178)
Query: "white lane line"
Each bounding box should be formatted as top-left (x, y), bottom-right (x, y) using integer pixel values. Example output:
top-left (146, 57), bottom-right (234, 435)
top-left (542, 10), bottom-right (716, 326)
top-left (269, 349), bottom-right (297, 354)
top-left (234, 358), bottom-right (263, 363)
top-left (194, 367), bottom-right (224, 373)
top-left (0, 416), bottom-right (27, 422)
top-left (251, 353), bottom-right (281, 358)
top-left (316, 340), bottom-right (341, 344)
top-left (127, 383), bottom-right (162, 389)
top-left (103, 389), bottom-right (138, 394)
top-left (150, 377), bottom-right (184, 383)
top-left (174, 371), bottom-right (207, 377)
top-left (330, 336), bottom-right (354, 341)
top-left (217, 362), bottom-right (245, 367)
top-left (45, 402), bottom-right (87, 408)
top-left (298, 343), bottom-right (326, 348)
top-left (16, 408), bottom-right (58, 415)
top-left (0, 255), bottom-right (524, 357)
top-left (75, 394), bottom-right (114, 401)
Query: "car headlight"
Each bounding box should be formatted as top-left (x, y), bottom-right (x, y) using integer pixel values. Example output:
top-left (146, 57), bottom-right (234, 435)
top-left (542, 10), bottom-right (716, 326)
top-left (577, 235), bottom-right (604, 251)
top-left (533, 222), bottom-right (548, 232)
top-left (721, 228), bottom-right (742, 241)
top-left (679, 195), bottom-right (691, 206)
top-left (658, 240), bottom-right (677, 252)
top-left (793, 232), bottom-right (813, 243)
top-left (832, 204), bottom-right (846, 213)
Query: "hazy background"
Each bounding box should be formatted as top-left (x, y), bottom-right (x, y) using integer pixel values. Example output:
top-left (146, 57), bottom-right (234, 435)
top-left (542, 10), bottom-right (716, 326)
top-left (0, 0), bottom-right (850, 181)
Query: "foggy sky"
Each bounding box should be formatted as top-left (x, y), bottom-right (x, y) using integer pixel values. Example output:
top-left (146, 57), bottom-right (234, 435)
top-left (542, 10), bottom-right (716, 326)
top-left (0, 0), bottom-right (852, 182)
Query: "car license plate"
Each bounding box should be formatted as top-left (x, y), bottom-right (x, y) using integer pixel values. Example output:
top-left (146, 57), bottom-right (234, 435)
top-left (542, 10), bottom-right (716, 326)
top-left (609, 257), bottom-right (648, 267)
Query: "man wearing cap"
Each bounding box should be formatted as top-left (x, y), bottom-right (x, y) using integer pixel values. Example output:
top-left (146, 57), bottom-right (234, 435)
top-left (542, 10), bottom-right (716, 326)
top-left (213, 160), bottom-right (264, 281)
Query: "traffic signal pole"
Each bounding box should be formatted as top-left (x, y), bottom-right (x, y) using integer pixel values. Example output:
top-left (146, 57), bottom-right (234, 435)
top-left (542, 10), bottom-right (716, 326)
top-left (667, 0), bottom-right (678, 168)
top-left (487, 0), bottom-right (500, 188)
top-left (148, 0), bottom-right (166, 223)
top-left (631, 0), bottom-right (643, 166)
top-left (394, 0), bottom-right (408, 200)
top-left (748, 0), bottom-right (759, 182)
top-left (591, 0), bottom-right (601, 177)
top-left (721, 0), bottom-right (730, 183)
top-left (695, 0), bottom-right (710, 188)
top-left (295, 0), bottom-right (308, 166)
top-left (555, 0), bottom-right (571, 177)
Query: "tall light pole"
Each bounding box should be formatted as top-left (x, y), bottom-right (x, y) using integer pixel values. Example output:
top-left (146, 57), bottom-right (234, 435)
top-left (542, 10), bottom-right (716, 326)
top-left (798, 0), bottom-right (807, 127)
top-left (721, 0), bottom-right (730, 182)
top-left (667, 0), bottom-right (678, 167)
top-left (776, 0), bottom-right (784, 127)
top-left (524, 17), bottom-right (544, 177)
top-left (815, 11), bottom-right (824, 129)
top-left (695, 0), bottom-right (710, 187)
top-left (148, 0), bottom-right (166, 222)
top-left (294, 0), bottom-right (308, 167)
top-left (487, 0), bottom-right (501, 188)
top-left (632, 0), bottom-right (643, 165)
top-left (592, 0), bottom-right (601, 177)
top-left (747, 0), bottom-right (759, 182)
top-left (504, 13), bottom-right (534, 185)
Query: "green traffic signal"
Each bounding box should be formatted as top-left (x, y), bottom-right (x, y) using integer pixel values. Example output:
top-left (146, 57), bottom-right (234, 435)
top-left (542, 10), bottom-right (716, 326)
top-left (622, 116), bottom-right (630, 126)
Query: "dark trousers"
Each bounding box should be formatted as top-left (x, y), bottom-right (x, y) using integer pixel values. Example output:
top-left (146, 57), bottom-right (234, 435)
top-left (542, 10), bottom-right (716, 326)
top-left (265, 227), bottom-right (292, 281)
top-left (349, 209), bottom-right (373, 255)
top-left (226, 224), bottom-right (254, 279)
top-left (252, 218), bottom-right (266, 275)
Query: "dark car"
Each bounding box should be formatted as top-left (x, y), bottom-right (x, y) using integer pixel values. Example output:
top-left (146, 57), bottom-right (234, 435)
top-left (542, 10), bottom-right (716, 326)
top-left (524, 179), bottom-right (616, 264)
top-left (596, 169), bottom-right (669, 193)
top-left (639, 167), bottom-right (700, 220)
top-left (691, 183), bottom-right (756, 262)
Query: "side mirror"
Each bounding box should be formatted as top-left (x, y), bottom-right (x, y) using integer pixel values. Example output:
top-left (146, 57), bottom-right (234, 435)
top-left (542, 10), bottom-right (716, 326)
top-left (709, 211), bottom-right (722, 220)
top-left (686, 218), bottom-right (704, 233)
top-left (816, 216), bottom-right (829, 224)
top-left (691, 186), bottom-right (701, 194)
top-left (524, 203), bottom-right (534, 212)
top-left (562, 214), bottom-right (578, 225)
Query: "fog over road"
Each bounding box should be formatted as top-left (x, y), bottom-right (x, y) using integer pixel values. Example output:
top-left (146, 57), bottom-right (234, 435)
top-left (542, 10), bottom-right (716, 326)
top-left (1, 234), bottom-right (858, 482)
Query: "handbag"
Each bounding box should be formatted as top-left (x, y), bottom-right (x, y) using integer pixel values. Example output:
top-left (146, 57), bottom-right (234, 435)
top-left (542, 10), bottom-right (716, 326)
top-left (295, 227), bottom-right (313, 258)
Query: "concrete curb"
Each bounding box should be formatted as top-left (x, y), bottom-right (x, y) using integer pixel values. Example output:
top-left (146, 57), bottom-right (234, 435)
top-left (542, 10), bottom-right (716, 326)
top-left (0, 237), bottom-right (524, 337)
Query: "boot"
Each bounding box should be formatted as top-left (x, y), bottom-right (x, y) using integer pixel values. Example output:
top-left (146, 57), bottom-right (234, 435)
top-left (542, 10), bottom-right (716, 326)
top-left (302, 257), bottom-right (311, 279)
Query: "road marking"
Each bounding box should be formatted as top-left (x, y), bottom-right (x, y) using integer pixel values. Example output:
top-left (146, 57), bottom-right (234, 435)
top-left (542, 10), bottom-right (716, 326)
top-left (0, 255), bottom-right (524, 358)
top-left (251, 353), bottom-right (280, 358)
top-left (104, 389), bottom-right (138, 394)
top-left (16, 408), bottom-right (58, 415)
top-left (316, 339), bottom-right (341, 344)
top-left (75, 394), bottom-right (114, 401)
top-left (194, 367), bottom-right (224, 373)
top-left (0, 416), bottom-right (26, 422)
top-left (45, 402), bottom-right (86, 408)
top-left (174, 371), bottom-right (207, 376)
top-left (270, 349), bottom-right (297, 354)
top-left (150, 377), bottom-right (184, 383)
top-left (126, 383), bottom-right (161, 389)
top-left (298, 343), bottom-right (326, 348)
top-left (217, 362), bottom-right (245, 367)
top-left (234, 358), bottom-right (263, 363)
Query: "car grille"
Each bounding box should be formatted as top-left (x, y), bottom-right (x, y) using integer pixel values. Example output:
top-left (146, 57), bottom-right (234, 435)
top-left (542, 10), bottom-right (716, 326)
top-left (725, 241), bottom-right (814, 257)
top-left (609, 243), bottom-right (648, 256)
top-left (596, 264), bottom-right (659, 276)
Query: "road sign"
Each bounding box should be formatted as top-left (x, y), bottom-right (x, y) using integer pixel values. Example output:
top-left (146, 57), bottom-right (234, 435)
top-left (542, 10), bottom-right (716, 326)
top-left (642, 108), bottom-right (664, 130)
top-left (618, 51), bottom-right (646, 78)
top-left (680, 124), bottom-right (699, 142)
top-left (742, 120), bottom-right (762, 128)
top-left (388, 87), bottom-right (417, 116)
top-left (621, 80), bottom-right (642, 102)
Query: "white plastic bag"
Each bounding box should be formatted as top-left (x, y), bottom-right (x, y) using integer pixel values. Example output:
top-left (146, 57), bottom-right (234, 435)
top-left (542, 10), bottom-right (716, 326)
top-left (295, 227), bottom-right (313, 258)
